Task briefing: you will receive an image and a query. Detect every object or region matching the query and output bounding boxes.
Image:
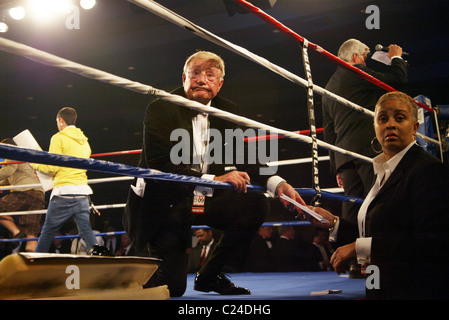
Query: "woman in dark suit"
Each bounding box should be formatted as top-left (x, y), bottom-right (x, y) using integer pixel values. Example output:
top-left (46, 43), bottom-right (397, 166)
top-left (312, 91), bottom-right (449, 299)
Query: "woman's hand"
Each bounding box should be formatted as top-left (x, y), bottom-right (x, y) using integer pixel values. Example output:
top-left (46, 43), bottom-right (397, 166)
top-left (306, 206), bottom-right (336, 230)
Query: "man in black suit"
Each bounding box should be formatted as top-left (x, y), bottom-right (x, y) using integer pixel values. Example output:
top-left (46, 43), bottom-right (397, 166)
top-left (124, 51), bottom-right (304, 297)
top-left (116, 233), bottom-right (135, 256)
top-left (309, 228), bottom-right (333, 271)
top-left (322, 38), bottom-right (408, 226)
top-left (187, 228), bottom-right (217, 273)
top-left (245, 226), bottom-right (277, 272)
top-left (273, 226), bottom-right (302, 272)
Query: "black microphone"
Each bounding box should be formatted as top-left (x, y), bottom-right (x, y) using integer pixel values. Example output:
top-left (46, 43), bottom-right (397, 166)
top-left (375, 44), bottom-right (409, 57)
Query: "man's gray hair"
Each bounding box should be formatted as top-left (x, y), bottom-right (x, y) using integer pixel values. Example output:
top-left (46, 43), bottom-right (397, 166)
top-left (338, 39), bottom-right (370, 62)
top-left (183, 51), bottom-right (225, 79)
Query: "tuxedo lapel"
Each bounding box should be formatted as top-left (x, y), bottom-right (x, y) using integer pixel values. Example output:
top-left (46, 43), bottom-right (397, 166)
top-left (366, 145), bottom-right (420, 216)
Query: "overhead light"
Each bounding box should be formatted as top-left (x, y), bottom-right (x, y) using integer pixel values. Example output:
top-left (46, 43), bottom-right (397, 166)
top-left (53, 0), bottom-right (74, 13)
top-left (28, 0), bottom-right (57, 21)
top-left (27, 0), bottom-right (73, 21)
top-left (9, 6), bottom-right (26, 21)
top-left (0, 22), bottom-right (8, 33)
top-left (80, 0), bottom-right (96, 10)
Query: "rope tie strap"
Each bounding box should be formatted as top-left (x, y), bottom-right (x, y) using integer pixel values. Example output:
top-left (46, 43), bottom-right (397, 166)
top-left (301, 38), bottom-right (321, 205)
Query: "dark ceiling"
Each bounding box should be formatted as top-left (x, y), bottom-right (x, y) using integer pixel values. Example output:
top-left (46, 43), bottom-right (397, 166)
top-left (1, 0), bottom-right (448, 226)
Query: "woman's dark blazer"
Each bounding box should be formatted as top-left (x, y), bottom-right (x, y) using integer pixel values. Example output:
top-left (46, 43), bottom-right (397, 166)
top-left (338, 144), bottom-right (449, 299)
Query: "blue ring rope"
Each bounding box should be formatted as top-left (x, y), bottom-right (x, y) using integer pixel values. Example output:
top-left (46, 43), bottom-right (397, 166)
top-left (0, 144), bottom-right (363, 204)
top-left (0, 144), bottom-right (263, 192)
top-left (0, 222), bottom-right (314, 243)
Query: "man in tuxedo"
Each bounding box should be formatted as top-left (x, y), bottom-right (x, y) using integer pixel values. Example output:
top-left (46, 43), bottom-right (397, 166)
top-left (103, 225), bottom-right (120, 254)
top-left (322, 38), bottom-right (408, 226)
top-left (245, 226), bottom-right (277, 272)
top-left (116, 233), bottom-right (134, 256)
top-left (273, 226), bottom-right (302, 272)
top-left (187, 228), bottom-right (217, 273)
top-left (310, 228), bottom-right (333, 271)
top-left (124, 51), bottom-right (304, 297)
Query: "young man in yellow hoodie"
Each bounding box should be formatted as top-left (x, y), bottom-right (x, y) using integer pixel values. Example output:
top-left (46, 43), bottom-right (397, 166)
top-left (33, 107), bottom-right (98, 253)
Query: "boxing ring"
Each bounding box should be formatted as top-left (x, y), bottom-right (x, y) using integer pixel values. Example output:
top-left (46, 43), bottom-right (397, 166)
top-left (177, 272), bottom-right (365, 300)
top-left (0, 0), bottom-right (442, 300)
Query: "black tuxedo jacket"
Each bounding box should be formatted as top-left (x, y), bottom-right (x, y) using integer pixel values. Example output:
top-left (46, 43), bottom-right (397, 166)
top-left (322, 58), bottom-right (408, 173)
top-left (245, 234), bottom-right (277, 272)
top-left (124, 88), bottom-right (271, 250)
top-left (139, 86), bottom-right (271, 199)
top-left (338, 145), bottom-right (449, 299)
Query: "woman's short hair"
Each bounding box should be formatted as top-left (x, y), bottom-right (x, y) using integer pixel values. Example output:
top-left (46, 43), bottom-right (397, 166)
top-left (183, 51), bottom-right (225, 79)
top-left (375, 91), bottom-right (418, 123)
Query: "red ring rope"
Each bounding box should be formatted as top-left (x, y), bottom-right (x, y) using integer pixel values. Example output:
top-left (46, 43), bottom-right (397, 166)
top-left (244, 128), bottom-right (323, 142)
top-left (90, 149), bottom-right (141, 157)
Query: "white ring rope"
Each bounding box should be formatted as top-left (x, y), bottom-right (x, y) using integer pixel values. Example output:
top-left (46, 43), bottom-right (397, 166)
top-left (1, 185), bottom-right (346, 217)
top-left (0, 204), bottom-right (126, 217)
top-left (267, 156), bottom-right (330, 167)
top-left (0, 36), bottom-right (373, 164)
top-left (127, 0), bottom-right (439, 147)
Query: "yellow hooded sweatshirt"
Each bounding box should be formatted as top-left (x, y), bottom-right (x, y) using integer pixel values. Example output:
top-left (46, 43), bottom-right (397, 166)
top-left (32, 126), bottom-right (91, 187)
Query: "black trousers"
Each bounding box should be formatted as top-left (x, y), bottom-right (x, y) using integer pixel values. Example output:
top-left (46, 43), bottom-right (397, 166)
top-left (144, 190), bottom-right (269, 297)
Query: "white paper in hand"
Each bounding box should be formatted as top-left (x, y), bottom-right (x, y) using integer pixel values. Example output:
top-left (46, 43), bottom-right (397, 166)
top-left (131, 177), bottom-right (146, 198)
top-left (371, 51), bottom-right (392, 66)
top-left (280, 194), bottom-right (329, 223)
top-left (13, 130), bottom-right (54, 191)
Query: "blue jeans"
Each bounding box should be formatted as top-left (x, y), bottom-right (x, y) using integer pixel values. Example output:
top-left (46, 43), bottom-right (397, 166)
top-left (35, 195), bottom-right (98, 253)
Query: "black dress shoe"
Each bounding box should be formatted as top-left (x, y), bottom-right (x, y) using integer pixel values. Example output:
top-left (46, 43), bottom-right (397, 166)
top-left (194, 273), bottom-right (251, 295)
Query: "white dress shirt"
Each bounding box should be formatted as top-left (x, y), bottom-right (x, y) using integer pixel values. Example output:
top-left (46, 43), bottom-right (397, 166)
top-left (191, 102), bottom-right (285, 197)
top-left (191, 105), bottom-right (215, 197)
top-left (201, 238), bottom-right (215, 258)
